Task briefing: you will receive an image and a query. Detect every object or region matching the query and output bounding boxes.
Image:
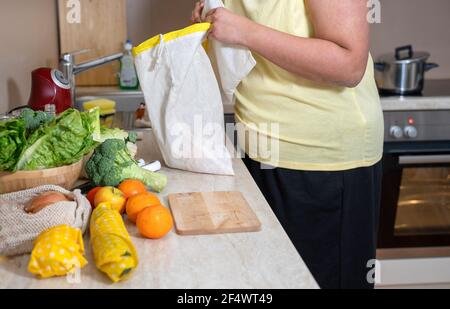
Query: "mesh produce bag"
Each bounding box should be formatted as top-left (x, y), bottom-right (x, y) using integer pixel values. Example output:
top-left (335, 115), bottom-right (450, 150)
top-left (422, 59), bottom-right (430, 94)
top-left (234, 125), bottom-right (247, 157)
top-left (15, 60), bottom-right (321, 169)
top-left (0, 185), bottom-right (91, 257)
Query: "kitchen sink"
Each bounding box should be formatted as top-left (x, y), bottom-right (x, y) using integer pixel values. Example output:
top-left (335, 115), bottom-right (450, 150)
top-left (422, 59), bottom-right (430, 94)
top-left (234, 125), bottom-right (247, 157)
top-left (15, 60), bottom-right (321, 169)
top-left (75, 87), bottom-right (236, 138)
top-left (75, 89), bottom-right (145, 130)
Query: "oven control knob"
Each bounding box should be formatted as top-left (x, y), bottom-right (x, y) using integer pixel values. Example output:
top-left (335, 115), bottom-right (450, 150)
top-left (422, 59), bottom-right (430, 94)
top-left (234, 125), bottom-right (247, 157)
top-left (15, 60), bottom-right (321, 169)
top-left (404, 126), bottom-right (418, 139)
top-left (390, 126), bottom-right (404, 139)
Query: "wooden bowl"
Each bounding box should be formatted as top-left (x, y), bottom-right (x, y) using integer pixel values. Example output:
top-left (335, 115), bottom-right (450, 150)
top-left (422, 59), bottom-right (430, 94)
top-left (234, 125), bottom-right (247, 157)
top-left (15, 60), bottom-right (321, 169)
top-left (0, 160), bottom-right (83, 194)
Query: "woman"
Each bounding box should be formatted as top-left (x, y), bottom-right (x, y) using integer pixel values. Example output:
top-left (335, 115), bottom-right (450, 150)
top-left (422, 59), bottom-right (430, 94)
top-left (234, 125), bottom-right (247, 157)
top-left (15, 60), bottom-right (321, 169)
top-left (193, 0), bottom-right (384, 289)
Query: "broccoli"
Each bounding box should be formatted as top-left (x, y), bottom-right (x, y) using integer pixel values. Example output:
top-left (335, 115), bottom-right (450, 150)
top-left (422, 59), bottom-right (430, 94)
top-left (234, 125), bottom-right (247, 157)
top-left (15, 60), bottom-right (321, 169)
top-left (126, 131), bottom-right (138, 144)
top-left (85, 139), bottom-right (167, 192)
top-left (97, 127), bottom-right (138, 158)
top-left (19, 108), bottom-right (54, 133)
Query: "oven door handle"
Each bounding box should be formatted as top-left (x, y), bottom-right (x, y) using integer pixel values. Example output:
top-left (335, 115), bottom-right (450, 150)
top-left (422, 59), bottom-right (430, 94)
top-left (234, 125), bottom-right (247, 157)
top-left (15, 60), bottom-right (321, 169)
top-left (399, 155), bottom-right (450, 165)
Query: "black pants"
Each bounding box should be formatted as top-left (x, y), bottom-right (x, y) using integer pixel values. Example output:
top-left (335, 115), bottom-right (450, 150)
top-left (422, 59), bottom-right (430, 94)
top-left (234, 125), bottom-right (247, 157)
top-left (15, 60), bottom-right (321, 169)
top-left (244, 157), bottom-right (382, 289)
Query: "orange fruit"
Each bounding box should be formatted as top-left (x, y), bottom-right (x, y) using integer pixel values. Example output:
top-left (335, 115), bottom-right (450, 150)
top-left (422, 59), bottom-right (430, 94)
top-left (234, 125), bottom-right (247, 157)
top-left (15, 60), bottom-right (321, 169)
top-left (118, 179), bottom-right (147, 199)
top-left (94, 187), bottom-right (127, 213)
top-left (86, 187), bottom-right (102, 207)
top-left (136, 205), bottom-right (174, 239)
top-left (126, 192), bottom-right (161, 223)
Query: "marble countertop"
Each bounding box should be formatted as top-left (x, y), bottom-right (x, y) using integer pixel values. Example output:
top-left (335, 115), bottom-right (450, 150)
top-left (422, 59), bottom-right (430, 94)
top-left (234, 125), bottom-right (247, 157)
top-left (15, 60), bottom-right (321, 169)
top-left (380, 96), bottom-right (450, 112)
top-left (380, 80), bottom-right (450, 111)
top-left (0, 131), bottom-right (318, 289)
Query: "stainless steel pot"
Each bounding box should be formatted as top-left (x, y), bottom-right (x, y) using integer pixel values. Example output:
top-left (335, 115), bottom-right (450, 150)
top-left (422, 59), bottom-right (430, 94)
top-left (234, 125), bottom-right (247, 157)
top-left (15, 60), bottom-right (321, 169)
top-left (375, 45), bottom-right (439, 95)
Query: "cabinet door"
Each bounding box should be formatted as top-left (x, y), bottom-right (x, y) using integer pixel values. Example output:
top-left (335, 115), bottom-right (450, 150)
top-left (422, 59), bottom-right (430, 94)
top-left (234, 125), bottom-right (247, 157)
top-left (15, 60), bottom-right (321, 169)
top-left (58, 0), bottom-right (127, 86)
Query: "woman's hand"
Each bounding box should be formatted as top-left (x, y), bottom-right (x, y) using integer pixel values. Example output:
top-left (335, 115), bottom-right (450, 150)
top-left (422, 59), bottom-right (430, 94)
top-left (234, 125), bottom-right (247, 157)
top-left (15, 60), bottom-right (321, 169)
top-left (191, 0), bottom-right (369, 87)
top-left (191, 0), bottom-right (205, 23)
top-left (205, 8), bottom-right (253, 46)
top-left (191, 1), bottom-right (253, 46)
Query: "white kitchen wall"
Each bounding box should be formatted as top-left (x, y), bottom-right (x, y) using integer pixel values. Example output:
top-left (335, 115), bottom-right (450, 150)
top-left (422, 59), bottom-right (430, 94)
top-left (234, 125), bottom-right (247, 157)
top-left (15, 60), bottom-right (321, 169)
top-left (127, 0), bottom-right (450, 79)
top-left (126, 0), bottom-right (196, 45)
top-left (1, 0), bottom-right (450, 114)
top-left (0, 0), bottom-right (196, 114)
top-left (0, 0), bottom-right (59, 114)
top-left (371, 0), bottom-right (450, 79)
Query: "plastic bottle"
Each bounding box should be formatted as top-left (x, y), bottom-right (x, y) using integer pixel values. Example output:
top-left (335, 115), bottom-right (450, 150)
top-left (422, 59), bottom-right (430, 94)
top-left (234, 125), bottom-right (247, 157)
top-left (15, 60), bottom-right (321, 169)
top-left (119, 40), bottom-right (139, 90)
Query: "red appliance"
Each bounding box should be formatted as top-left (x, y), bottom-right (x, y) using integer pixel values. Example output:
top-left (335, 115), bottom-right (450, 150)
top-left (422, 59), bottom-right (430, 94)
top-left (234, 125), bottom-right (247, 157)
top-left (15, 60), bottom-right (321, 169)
top-left (27, 68), bottom-right (72, 114)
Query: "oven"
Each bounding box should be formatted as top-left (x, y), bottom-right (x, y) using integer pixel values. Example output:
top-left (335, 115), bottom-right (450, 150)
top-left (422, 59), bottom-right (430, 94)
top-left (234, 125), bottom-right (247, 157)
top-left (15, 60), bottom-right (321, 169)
top-left (378, 109), bottom-right (450, 248)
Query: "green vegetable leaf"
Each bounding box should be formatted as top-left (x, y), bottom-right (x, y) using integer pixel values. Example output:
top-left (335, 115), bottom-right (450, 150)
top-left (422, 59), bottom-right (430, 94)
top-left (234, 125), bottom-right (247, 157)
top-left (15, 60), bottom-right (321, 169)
top-left (0, 119), bottom-right (26, 171)
top-left (97, 127), bottom-right (129, 143)
top-left (14, 108), bottom-right (101, 171)
top-left (126, 131), bottom-right (138, 144)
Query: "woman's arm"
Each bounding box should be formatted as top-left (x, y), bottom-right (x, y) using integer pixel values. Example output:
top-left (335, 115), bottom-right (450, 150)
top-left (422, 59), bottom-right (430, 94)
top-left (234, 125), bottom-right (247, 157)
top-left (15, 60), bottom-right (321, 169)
top-left (193, 0), bottom-right (370, 88)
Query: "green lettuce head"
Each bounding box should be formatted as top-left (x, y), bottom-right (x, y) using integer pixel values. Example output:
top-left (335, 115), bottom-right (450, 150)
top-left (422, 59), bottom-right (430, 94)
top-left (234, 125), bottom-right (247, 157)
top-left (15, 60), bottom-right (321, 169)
top-left (0, 118), bottom-right (27, 171)
top-left (15, 108), bottom-right (101, 171)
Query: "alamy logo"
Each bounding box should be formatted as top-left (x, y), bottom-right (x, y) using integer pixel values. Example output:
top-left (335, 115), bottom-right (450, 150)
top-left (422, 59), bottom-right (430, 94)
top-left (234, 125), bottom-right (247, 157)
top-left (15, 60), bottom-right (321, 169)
top-left (367, 259), bottom-right (381, 285)
top-left (168, 116), bottom-right (280, 170)
top-left (367, 0), bottom-right (382, 24)
top-left (66, 0), bottom-right (81, 24)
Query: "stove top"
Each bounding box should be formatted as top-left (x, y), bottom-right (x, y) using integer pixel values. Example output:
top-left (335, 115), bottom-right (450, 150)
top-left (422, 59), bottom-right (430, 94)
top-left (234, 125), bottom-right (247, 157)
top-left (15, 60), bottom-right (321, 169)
top-left (380, 79), bottom-right (450, 98)
top-left (381, 80), bottom-right (450, 143)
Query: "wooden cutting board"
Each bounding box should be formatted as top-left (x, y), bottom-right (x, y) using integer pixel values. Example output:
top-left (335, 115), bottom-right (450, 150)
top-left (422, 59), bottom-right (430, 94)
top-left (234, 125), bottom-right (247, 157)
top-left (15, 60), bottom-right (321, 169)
top-left (168, 192), bottom-right (262, 236)
top-left (57, 0), bottom-right (127, 86)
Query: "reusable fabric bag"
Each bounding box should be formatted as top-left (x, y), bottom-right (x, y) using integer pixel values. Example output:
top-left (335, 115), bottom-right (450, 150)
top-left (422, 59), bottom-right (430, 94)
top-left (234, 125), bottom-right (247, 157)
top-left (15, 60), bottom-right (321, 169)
top-left (90, 204), bottom-right (138, 283)
top-left (0, 185), bottom-right (91, 257)
top-left (202, 0), bottom-right (257, 106)
top-left (133, 15), bottom-right (255, 175)
top-left (28, 225), bottom-right (88, 279)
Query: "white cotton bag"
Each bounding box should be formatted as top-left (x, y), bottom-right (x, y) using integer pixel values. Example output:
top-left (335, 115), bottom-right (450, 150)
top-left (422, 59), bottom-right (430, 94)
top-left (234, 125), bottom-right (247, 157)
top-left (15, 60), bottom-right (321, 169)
top-left (134, 20), bottom-right (254, 175)
top-left (202, 0), bottom-right (257, 106)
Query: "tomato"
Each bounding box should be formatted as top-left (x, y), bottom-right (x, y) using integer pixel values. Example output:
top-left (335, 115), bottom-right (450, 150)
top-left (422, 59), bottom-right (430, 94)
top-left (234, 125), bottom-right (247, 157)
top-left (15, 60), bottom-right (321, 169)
top-left (86, 187), bottom-right (102, 208)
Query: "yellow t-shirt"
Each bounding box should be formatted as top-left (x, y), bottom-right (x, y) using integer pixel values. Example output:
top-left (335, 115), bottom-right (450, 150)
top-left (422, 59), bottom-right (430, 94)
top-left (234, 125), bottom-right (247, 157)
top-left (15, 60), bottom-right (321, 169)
top-left (224, 0), bottom-right (384, 171)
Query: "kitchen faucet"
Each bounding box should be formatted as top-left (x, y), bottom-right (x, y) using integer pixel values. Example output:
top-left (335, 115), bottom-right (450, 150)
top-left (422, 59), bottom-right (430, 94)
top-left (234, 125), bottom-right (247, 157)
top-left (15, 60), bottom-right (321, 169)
top-left (59, 49), bottom-right (123, 105)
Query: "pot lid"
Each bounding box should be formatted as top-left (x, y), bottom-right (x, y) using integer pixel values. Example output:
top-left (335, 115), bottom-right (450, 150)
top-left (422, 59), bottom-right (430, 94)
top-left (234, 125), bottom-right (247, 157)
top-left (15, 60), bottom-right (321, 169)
top-left (378, 45), bottom-right (430, 64)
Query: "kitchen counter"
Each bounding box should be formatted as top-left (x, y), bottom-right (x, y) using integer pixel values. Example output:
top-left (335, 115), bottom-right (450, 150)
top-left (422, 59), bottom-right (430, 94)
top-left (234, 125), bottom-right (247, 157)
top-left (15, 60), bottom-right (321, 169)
top-left (0, 131), bottom-right (318, 289)
top-left (381, 96), bottom-right (450, 111)
top-left (78, 80), bottom-right (450, 115)
top-left (381, 79), bottom-right (450, 111)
